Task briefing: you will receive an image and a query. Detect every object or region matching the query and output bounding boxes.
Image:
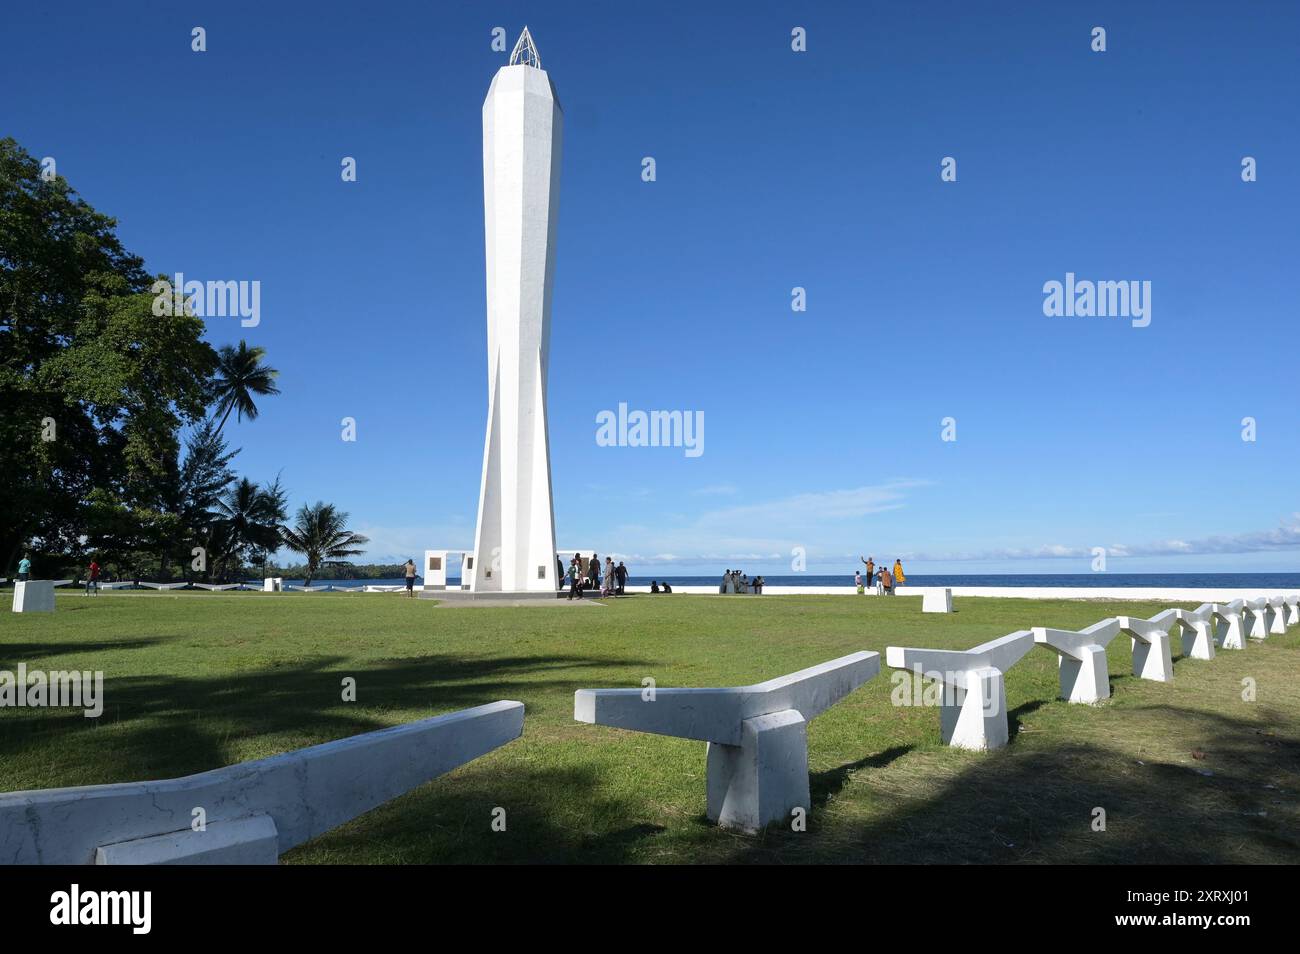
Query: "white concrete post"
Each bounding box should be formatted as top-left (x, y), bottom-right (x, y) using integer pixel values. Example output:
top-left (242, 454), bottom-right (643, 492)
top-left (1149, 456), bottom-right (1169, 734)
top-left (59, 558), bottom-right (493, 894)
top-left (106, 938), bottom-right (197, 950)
top-left (921, 588), bottom-right (953, 613)
top-left (886, 632), bottom-right (1036, 750)
top-left (12, 580), bottom-right (56, 613)
top-left (1286, 594), bottom-right (1300, 628)
top-left (1033, 619), bottom-right (1120, 703)
top-left (1267, 596), bottom-right (1288, 635)
top-left (1210, 600), bottom-right (1247, 650)
top-left (1245, 598), bottom-right (1270, 639)
top-left (574, 652), bottom-right (880, 833)
top-left (1116, 615), bottom-right (1175, 683)
top-left (1156, 606), bottom-right (1215, 661)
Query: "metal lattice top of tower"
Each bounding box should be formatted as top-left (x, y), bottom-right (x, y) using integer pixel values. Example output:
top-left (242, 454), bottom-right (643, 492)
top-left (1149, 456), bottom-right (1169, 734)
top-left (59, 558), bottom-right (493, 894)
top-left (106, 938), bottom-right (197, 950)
top-left (508, 26), bottom-right (541, 69)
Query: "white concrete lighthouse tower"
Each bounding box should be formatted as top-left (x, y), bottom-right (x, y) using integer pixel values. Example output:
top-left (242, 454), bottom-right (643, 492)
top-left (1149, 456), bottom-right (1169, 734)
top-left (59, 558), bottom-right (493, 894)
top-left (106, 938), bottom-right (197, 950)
top-left (469, 27), bottom-right (562, 593)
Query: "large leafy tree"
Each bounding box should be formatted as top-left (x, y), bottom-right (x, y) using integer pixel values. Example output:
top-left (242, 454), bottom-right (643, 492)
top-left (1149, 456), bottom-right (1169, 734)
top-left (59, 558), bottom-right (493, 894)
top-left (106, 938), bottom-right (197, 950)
top-left (279, 502), bottom-right (369, 586)
top-left (211, 341), bottom-right (280, 436)
top-left (0, 137), bottom-right (217, 571)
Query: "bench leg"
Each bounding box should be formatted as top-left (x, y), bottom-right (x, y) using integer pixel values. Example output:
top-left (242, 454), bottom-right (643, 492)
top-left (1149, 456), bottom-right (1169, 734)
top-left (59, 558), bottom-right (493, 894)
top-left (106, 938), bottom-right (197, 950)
top-left (706, 710), bottom-right (810, 833)
top-left (1057, 645), bottom-right (1110, 704)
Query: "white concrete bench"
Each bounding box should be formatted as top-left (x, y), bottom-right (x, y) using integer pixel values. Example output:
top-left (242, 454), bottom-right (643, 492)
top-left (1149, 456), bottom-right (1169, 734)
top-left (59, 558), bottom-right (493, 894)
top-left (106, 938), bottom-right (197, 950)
top-left (0, 700), bottom-right (523, 865)
top-left (12, 580), bottom-right (55, 613)
top-left (574, 652), bottom-right (879, 833)
top-left (1033, 619), bottom-right (1121, 704)
top-left (1208, 600), bottom-right (1247, 650)
top-left (922, 588), bottom-right (953, 613)
top-left (1116, 615), bottom-right (1175, 682)
top-left (1153, 605), bottom-right (1215, 660)
top-left (886, 632), bottom-right (1035, 751)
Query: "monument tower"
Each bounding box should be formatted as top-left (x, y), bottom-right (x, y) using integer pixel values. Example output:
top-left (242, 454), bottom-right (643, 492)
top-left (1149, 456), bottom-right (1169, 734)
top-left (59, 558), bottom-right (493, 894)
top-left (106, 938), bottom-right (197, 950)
top-left (469, 27), bottom-right (562, 593)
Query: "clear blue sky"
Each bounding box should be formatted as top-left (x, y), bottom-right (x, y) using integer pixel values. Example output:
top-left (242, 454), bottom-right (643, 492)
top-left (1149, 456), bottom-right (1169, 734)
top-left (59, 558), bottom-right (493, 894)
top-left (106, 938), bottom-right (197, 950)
top-left (6, 1), bottom-right (1298, 575)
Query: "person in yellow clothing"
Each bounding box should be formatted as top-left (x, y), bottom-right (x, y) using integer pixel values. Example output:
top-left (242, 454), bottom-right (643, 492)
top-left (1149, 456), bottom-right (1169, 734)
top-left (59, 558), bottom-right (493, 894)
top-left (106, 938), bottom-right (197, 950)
top-left (893, 560), bottom-right (906, 589)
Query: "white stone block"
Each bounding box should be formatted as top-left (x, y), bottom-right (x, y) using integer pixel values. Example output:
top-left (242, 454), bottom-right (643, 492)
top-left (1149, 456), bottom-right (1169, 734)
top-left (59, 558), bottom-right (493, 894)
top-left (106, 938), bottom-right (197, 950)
top-left (575, 652), bottom-right (878, 831)
top-left (263, 577), bottom-right (283, 592)
top-left (95, 815), bottom-right (279, 865)
top-left (1286, 595), bottom-right (1299, 627)
top-left (1034, 619), bottom-right (1120, 703)
top-left (922, 588), bottom-right (953, 613)
top-left (0, 700), bottom-right (524, 864)
top-left (1117, 616), bottom-right (1175, 683)
top-left (12, 580), bottom-right (55, 613)
top-left (886, 631), bottom-right (1035, 750)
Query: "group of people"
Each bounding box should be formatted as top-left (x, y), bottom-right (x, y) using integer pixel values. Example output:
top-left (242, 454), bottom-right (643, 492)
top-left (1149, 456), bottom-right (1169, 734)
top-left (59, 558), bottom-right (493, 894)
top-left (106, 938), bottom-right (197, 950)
top-left (720, 569), bottom-right (764, 594)
top-left (11, 553), bottom-right (103, 595)
top-left (563, 553), bottom-right (628, 599)
top-left (856, 556), bottom-right (906, 596)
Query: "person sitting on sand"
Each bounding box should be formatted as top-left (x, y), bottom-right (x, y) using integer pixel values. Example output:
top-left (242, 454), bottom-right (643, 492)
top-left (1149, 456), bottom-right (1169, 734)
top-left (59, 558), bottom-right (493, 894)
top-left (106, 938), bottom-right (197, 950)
top-left (661, 581), bottom-right (672, 593)
top-left (650, 580), bottom-right (660, 594)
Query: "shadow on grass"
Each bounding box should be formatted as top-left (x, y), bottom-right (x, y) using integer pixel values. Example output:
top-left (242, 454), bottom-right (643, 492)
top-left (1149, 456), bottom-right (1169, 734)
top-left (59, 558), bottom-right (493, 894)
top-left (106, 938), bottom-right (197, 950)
top-left (0, 653), bottom-right (651, 788)
top-left (721, 703), bottom-right (1300, 864)
top-left (810, 745), bottom-right (913, 809)
top-left (284, 763), bottom-right (670, 865)
top-left (0, 638), bottom-right (165, 663)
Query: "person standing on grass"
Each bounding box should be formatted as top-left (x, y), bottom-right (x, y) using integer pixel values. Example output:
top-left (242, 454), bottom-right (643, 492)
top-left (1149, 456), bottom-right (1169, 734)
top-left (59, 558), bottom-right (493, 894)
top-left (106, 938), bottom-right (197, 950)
top-left (893, 559), bottom-right (906, 590)
top-left (17, 554), bottom-right (31, 582)
top-left (569, 557), bottom-right (584, 600)
top-left (879, 566), bottom-right (893, 596)
top-left (615, 561), bottom-right (627, 595)
top-left (85, 558), bottom-right (100, 596)
top-left (404, 559), bottom-right (417, 597)
top-left (602, 557), bottom-right (615, 596)
top-left (855, 570), bottom-right (863, 595)
top-left (588, 553), bottom-right (600, 592)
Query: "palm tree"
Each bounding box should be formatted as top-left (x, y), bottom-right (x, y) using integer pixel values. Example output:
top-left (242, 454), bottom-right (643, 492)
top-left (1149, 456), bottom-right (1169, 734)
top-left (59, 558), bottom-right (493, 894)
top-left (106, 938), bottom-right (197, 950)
top-left (215, 477), bottom-right (285, 575)
top-left (211, 341), bottom-right (280, 436)
top-left (279, 502), bottom-right (369, 586)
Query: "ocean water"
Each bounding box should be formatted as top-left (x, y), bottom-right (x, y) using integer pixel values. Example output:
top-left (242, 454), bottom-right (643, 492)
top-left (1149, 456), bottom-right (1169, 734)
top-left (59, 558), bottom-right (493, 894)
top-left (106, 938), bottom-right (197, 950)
top-left (623, 573), bottom-right (1300, 588)
top-left (287, 573), bottom-right (1300, 589)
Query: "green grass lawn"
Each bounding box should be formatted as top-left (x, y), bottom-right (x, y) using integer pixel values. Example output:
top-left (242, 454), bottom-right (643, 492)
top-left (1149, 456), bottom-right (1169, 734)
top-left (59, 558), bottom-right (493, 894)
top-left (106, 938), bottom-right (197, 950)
top-left (2, 590), bottom-right (1297, 863)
